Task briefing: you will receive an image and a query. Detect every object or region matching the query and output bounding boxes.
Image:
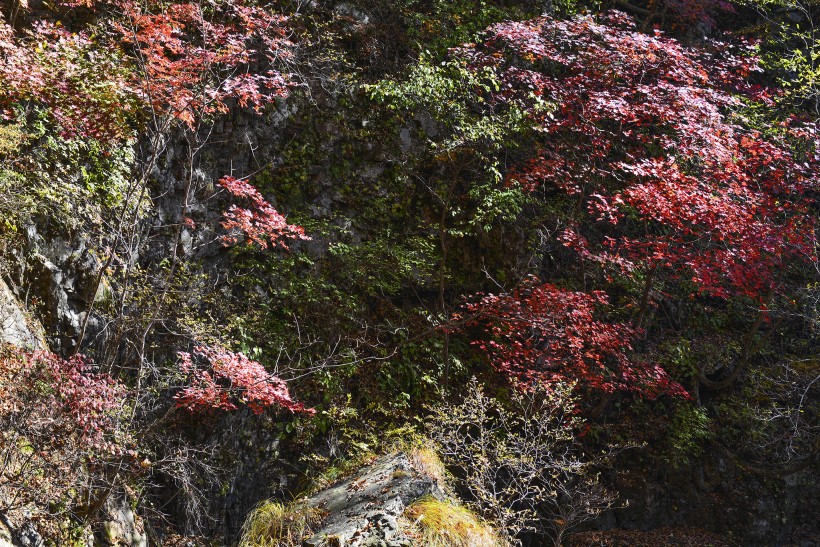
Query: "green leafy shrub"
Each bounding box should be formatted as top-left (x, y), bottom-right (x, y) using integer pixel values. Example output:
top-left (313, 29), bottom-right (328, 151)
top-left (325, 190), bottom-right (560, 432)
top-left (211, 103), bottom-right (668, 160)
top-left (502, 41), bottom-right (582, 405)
top-left (664, 404), bottom-right (712, 468)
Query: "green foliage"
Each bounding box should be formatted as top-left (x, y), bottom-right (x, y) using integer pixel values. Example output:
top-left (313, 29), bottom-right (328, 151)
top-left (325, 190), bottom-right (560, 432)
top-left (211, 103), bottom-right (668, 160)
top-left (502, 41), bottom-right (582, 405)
top-left (0, 109), bottom-right (135, 235)
top-left (30, 132), bottom-right (135, 227)
top-left (0, 123), bottom-right (35, 243)
top-left (55, 519), bottom-right (91, 547)
top-left (660, 338), bottom-right (698, 379)
top-left (465, 180), bottom-right (528, 233)
top-left (0, 169), bottom-right (30, 234)
top-left (664, 404), bottom-right (712, 468)
top-left (380, 332), bottom-right (455, 402)
top-left (368, 54), bottom-right (532, 285)
top-left (740, 0), bottom-right (820, 109)
top-left (303, 448), bottom-right (377, 494)
top-left (368, 56), bottom-right (528, 155)
top-left (399, 0), bottom-right (541, 56)
top-left (328, 233), bottom-right (437, 295)
top-left (33, 23), bottom-right (136, 141)
top-left (766, 33), bottom-right (820, 106)
top-left (0, 121), bottom-right (24, 157)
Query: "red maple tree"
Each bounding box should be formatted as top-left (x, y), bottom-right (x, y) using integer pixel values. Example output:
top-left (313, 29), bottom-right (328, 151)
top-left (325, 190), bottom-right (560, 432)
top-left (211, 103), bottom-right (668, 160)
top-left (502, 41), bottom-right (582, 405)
top-left (108, 0), bottom-right (292, 127)
top-left (449, 12), bottom-right (818, 392)
top-left (457, 278), bottom-right (687, 398)
top-left (458, 12), bottom-right (817, 303)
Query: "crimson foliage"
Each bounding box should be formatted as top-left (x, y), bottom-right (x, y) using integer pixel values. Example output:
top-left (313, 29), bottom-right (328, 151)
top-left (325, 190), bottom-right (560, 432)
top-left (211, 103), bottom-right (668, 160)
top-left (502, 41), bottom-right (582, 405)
top-left (458, 278), bottom-right (686, 397)
top-left (110, 0), bottom-right (292, 127)
top-left (451, 11), bottom-right (818, 393)
top-left (0, 350), bottom-right (126, 454)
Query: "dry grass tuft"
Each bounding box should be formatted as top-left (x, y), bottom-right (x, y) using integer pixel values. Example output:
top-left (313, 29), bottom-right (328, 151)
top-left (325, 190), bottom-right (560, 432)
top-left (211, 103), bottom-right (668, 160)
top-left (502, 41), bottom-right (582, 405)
top-left (238, 500), bottom-right (321, 547)
top-left (404, 497), bottom-right (505, 547)
top-left (409, 446), bottom-right (446, 486)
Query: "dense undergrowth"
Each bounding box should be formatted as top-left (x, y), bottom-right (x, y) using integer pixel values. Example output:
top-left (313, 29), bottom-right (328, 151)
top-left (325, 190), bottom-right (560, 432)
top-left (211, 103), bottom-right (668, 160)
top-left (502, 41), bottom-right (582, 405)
top-left (0, 0), bottom-right (818, 545)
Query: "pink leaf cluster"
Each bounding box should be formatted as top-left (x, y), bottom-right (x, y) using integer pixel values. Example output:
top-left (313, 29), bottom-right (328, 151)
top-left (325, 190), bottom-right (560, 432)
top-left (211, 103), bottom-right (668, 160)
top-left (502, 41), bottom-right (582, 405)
top-left (219, 176), bottom-right (309, 250)
top-left (32, 351), bottom-right (124, 440)
top-left (175, 345), bottom-right (313, 415)
top-left (0, 351), bottom-right (127, 455)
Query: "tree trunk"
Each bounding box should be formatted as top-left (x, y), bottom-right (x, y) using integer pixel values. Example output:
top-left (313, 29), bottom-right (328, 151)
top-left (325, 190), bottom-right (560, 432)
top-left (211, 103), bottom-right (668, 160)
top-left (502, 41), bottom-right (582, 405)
top-left (698, 304), bottom-right (766, 390)
top-left (635, 264), bottom-right (657, 332)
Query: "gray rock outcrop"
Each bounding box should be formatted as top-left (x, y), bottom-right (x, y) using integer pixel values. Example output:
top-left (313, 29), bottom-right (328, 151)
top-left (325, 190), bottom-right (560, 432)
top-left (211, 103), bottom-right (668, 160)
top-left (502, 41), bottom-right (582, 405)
top-left (302, 452), bottom-right (444, 547)
top-left (0, 278), bottom-right (45, 349)
top-left (97, 493), bottom-right (148, 547)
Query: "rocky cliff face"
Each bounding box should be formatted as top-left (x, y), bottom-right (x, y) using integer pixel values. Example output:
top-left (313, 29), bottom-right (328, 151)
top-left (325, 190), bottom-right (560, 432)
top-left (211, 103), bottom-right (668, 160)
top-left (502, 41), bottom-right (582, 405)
top-left (1, 3), bottom-right (818, 545)
top-left (601, 452), bottom-right (819, 546)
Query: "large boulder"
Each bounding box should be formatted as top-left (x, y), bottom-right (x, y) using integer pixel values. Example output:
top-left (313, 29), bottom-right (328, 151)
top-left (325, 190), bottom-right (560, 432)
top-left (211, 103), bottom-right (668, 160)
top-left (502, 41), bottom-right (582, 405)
top-left (302, 452), bottom-right (444, 547)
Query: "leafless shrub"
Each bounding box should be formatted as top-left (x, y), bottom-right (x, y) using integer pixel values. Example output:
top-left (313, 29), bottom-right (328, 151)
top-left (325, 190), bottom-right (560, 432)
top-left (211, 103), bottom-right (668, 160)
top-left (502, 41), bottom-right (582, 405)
top-left (429, 378), bottom-right (617, 546)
